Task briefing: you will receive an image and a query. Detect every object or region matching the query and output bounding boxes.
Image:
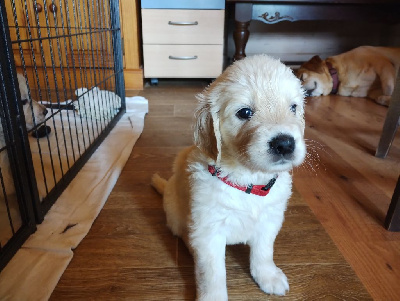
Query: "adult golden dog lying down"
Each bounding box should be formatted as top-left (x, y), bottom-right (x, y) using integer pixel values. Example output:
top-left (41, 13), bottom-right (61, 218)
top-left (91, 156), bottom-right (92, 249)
top-left (296, 46), bottom-right (400, 106)
top-left (152, 55), bottom-right (306, 300)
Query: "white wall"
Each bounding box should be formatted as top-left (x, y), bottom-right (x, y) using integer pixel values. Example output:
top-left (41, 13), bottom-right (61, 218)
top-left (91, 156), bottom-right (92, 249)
top-left (226, 19), bottom-right (400, 65)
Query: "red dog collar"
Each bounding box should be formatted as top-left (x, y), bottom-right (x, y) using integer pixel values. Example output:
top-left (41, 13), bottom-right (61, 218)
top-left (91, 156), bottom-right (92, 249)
top-left (326, 62), bottom-right (339, 94)
top-left (208, 165), bottom-right (277, 197)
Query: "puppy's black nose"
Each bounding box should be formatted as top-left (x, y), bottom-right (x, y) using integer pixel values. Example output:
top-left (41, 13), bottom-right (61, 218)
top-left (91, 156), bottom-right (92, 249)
top-left (43, 109), bottom-right (48, 116)
top-left (269, 134), bottom-right (295, 156)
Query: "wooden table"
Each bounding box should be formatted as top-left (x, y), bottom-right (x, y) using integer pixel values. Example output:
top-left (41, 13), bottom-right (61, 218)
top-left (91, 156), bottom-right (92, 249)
top-left (227, 0), bottom-right (400, 61)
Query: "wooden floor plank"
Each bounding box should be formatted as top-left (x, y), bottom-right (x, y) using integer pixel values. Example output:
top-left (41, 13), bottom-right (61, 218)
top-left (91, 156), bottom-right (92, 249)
top-left (294, 94), bottom-right (400, 300)
top-left (52, 263), bottom-right (371, 301)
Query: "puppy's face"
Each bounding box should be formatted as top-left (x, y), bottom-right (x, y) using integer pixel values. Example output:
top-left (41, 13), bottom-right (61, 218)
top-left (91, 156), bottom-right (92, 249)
top-left (195, 55), bottom-right (306, 173)
top-left (296, 56), bottom-right (331, 97)
top-left (17, 73), bottom-right (48, 130)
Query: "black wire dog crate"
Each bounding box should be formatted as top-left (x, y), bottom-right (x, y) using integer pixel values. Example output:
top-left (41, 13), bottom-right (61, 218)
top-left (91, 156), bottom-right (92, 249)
top-left (0, 0), bottom-right (125, 271)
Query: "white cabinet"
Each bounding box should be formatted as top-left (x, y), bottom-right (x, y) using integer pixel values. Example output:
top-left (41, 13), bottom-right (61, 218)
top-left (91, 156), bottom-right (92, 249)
top-left (141, 1), bottom-right (225, 79)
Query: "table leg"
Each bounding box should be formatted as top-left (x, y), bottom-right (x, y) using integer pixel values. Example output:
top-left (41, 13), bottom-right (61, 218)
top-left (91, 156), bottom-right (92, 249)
top-left (233, 3), bottom-right (253, 61)
top-left (385, 176), bottom-right (400, 231)
top-left (233, 21), bottom-right (250, 61)
top-left (375, 72), bottom-right (400, 158)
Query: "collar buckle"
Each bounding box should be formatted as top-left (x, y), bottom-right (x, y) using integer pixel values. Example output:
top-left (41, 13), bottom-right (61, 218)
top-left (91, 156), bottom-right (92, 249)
top-left (261, 177), bottom-right (277, 191)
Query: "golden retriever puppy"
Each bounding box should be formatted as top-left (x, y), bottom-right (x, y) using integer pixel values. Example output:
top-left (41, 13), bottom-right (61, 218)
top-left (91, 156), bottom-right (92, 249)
top-left (0, 73), bottom-right (48, 196)
top-left (17, 73), bottom-right (48, 130)
top-left (152, 55), bottom-right (306, 300)
top-left (296, 46), bottom-right (400, 106)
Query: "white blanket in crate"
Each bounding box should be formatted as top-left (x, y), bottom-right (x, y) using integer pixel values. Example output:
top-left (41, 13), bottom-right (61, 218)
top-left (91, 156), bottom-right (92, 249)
top-left (73, 87), bottom-right (122, 120)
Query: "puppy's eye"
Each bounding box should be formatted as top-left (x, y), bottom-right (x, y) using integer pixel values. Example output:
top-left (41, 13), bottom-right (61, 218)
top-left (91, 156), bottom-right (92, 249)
top-left (21, 99), bottom-right (28, 105)
top-left (290, 104), bottom-right (297, 113)
top-left (236, 108), bottom-right (254, 120)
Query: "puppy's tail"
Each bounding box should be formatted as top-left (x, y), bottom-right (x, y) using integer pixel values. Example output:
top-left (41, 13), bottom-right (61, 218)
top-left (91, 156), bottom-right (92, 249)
top-left (151, 173), bottom-right (167, 195)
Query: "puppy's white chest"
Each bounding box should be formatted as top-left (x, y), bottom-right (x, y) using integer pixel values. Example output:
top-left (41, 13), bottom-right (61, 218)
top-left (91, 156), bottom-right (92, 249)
top-left (222, 200), bottom-right (263, 244)
top-left (191, 177), bottom-right (288, 245)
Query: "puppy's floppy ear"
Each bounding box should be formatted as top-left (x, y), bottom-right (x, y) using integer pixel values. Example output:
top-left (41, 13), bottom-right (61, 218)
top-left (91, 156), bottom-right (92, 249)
top-left (301, 55), bottom-right (325, 74)
top-left (194, 93), bottom-right (221, 164)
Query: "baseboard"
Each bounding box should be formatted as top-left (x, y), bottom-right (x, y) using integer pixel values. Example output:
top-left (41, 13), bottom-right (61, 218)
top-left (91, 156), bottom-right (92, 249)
top-left (124, 69), bottom-right (144, 90)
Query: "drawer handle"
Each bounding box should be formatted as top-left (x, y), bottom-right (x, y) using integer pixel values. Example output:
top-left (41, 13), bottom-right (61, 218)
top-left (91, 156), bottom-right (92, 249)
top-left (169, 55), bottom-right (198, 60)
top-left (168, 21), bottom-right (198, 26)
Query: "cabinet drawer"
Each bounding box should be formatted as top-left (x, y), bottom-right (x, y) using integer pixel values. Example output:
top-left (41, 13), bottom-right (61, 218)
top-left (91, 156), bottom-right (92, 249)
top-left (141, 0), bottom-right (225, 9)
top-left (143, 44), bottom-right (223, 78)
top-left (142, 9), bottom-right (224, 45)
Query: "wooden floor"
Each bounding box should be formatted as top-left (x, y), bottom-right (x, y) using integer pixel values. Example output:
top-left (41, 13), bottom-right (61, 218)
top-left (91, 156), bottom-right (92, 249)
top-left (51, 80), bottom-right (400, 300)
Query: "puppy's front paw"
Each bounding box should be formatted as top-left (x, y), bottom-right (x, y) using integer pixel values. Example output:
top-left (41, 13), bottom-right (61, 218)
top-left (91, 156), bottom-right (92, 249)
top-left (252, 265), bottom-right (289, 296)
top-left (375, 95), bottom-right (390, 106)
top-left (196, 289), bottom-right (228, 301)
